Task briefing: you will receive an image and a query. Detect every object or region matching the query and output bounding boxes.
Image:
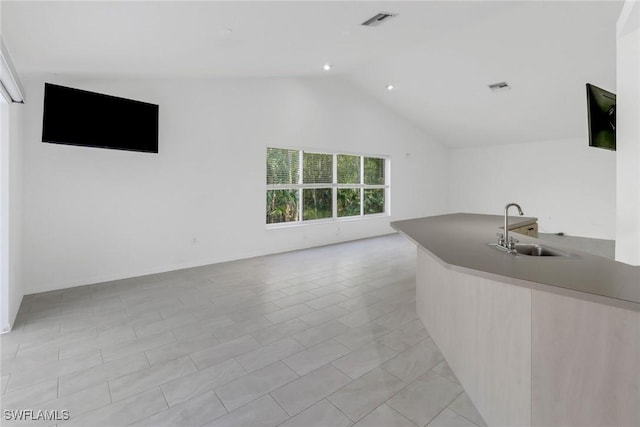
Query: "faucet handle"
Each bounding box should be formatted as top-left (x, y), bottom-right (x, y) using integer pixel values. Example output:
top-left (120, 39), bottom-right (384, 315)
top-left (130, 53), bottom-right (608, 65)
top-left (508, 236), bottom-right (519, 250)
top-left (496, 233), bottom-right (505, 246)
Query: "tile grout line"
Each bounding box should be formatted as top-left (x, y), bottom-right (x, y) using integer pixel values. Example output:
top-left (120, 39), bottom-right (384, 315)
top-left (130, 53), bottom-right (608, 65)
top-left (213, 388), bottom-right (231, 414)
top-left (448, 402), bottom-right (483, 427)
top-left (268, 391), bottom-right (293, 421)
top-left (158, 385), bottom-right (171, 409)
top-left (384, 402), bottom-right (421, 427)
top-left (427, 390), bottom-right (465, 426)
top-left (106, 378), bottom-right (114, 404)
top-left (324, 398), bottom-right (354, 426)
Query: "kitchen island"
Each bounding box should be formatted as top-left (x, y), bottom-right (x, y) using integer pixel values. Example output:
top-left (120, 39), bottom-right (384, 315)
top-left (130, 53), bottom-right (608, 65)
top-left (392, 214), bottom-right (639, 427)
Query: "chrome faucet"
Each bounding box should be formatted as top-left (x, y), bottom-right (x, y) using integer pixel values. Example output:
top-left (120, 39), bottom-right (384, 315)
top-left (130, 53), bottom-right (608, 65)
top-left (498, 202), bottom-right (524, 252)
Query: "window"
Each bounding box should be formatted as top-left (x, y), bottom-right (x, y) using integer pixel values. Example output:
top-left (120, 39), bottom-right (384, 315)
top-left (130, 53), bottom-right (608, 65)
top-left (266, 148), bottom-right (389, 225)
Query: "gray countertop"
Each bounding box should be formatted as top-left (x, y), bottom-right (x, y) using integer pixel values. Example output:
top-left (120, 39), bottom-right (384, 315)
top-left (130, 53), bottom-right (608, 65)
top-left (392, 213), bottom-right (640, 311)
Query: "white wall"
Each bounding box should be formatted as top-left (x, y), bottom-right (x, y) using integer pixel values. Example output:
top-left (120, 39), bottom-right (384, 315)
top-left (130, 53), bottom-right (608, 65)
top-left (0, 95), bottom-right (9, 332)
top-left (449, 138), bottom-right (616, 239)
top-left (8, 101), bottom-right (23, 327)
top-left (0, 95), bottom-right (24, 332)
top-left (21, 75), bottom-right (449, 294)
top-left (615, 1), bottom-right (640, 265)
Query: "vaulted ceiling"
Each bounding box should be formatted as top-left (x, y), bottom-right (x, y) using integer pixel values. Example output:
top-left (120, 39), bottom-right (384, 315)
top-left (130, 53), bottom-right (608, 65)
top-left (1, 1), bottom-right (623, 146)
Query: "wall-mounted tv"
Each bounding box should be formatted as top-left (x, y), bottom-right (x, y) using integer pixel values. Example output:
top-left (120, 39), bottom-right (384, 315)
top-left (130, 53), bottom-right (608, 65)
top-left (42, 83), bottom-right (159, 153)
top-left (586, 83), bottom-right (615, 151)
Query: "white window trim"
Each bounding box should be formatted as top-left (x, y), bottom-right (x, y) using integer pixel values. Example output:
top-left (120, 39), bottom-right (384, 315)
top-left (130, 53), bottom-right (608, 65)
top-left (266, 147), bottom-right (390, 228)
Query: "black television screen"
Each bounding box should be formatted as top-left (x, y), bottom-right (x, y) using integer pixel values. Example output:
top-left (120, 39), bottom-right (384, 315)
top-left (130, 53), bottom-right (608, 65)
top-left (586, 83), bottom-right (615, 151)
top-left (42, 83), bottom-right (159, 153)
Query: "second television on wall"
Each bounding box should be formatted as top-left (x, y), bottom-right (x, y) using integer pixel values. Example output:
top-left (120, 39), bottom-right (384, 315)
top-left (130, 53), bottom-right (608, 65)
top-left (586, 83), bottom-right (616, 151)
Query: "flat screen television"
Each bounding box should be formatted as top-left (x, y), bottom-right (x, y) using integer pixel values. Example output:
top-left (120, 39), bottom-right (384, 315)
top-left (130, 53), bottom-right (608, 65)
top-left (586, 83), bottom-right (616, 151)
top-left (42, 83), bottom-right (159, 153)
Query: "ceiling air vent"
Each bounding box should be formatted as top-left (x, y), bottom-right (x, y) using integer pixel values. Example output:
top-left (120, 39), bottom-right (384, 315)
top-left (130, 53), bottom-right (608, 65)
top-left (362, 12), bottom-right (398, 27)
top-left (488, 81), bottom-right (510, 92)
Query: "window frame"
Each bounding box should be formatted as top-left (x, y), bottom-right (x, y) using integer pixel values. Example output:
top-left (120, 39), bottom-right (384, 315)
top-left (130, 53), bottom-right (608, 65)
top-left (266, 146), bottom-right (390, 228)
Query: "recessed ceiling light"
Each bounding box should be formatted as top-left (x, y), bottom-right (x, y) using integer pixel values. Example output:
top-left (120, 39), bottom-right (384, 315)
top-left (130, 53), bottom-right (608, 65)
top-left (386, 84), bottom-right (395, 91)
top-left (323, 64), bottom-right (332, 71)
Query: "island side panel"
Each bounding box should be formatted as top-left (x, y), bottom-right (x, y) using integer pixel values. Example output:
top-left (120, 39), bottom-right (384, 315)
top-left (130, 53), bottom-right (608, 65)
top-left (417, 247), bottom-right (532, 427)
top-left (531, 290), bottom-right (640, 427)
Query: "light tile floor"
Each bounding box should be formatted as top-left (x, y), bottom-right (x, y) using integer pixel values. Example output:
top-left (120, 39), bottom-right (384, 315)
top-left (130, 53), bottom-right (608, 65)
top-left (0, 234), bottom-right (487, 427)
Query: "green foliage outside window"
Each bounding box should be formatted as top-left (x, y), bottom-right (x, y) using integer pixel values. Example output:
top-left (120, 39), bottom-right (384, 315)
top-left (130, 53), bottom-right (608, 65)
top-left (338, 188), bottom-right (361, 217)
top-left (364, 189), bottom-right (385, 214)
top-left (267, 148), bottom-right (299, 185)
top-left (364, 157), bottom-right (385, 185)
top-left (303, 189), bottom-right (332, 220)
top-left (303, 153), bottom-right (333, 184)
top-left (337, 155), bottom-right (360, 184)
top-left (266, 190), bottom-right (298, 224)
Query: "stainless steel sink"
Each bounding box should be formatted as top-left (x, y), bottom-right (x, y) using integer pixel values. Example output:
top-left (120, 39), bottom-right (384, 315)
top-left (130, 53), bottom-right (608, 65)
top-left (514, 244), bottom-right (575, 257)
top-left (489, 243), bottom-right (580, 258)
